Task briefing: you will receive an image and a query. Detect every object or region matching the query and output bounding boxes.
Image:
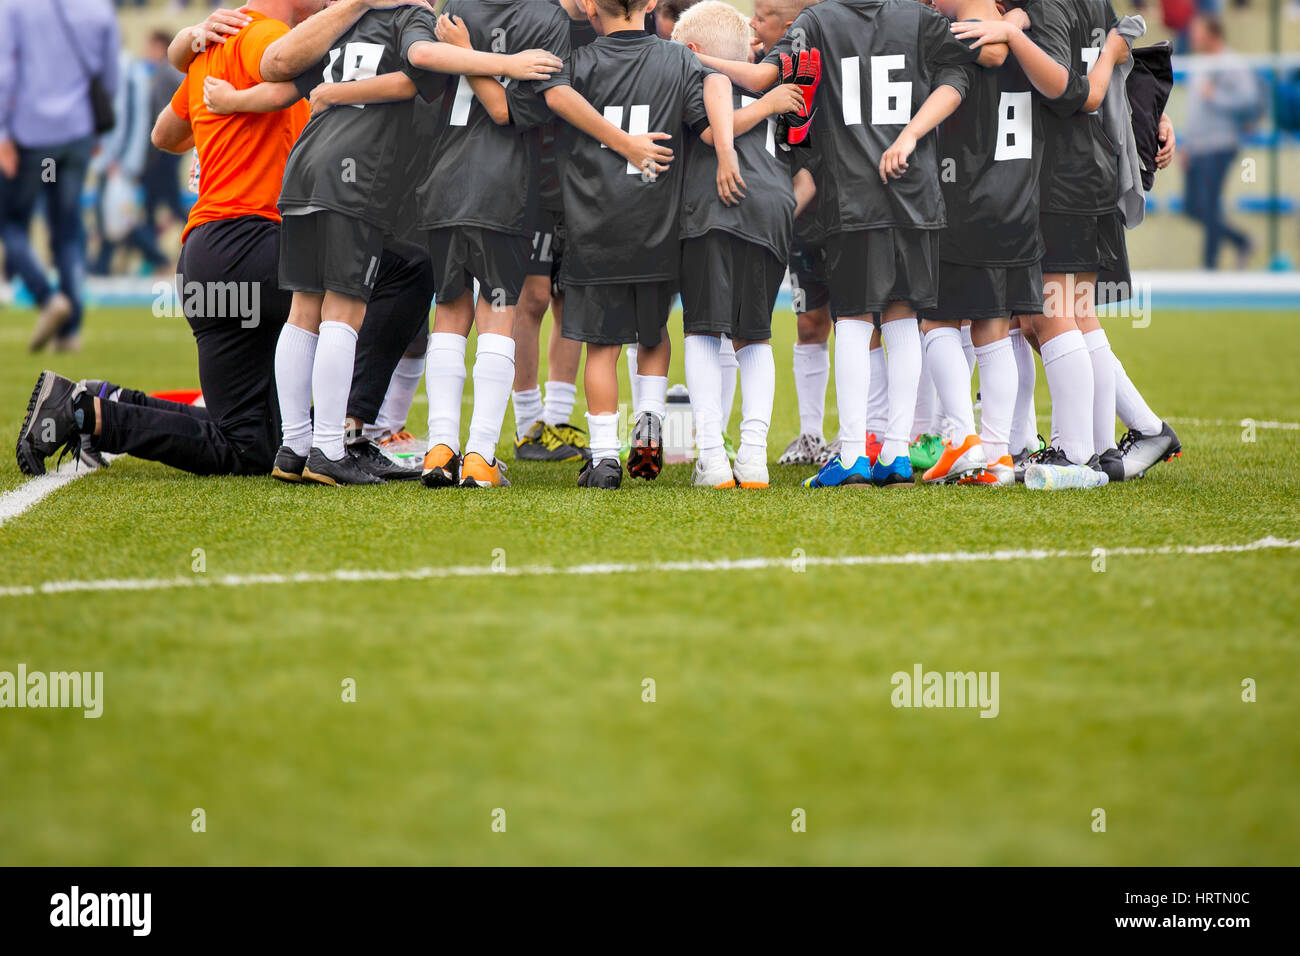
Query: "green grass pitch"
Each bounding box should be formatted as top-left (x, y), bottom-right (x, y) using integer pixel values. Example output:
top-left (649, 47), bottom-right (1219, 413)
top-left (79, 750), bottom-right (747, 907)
top-left (0, 305), bottom-right (1297, 865)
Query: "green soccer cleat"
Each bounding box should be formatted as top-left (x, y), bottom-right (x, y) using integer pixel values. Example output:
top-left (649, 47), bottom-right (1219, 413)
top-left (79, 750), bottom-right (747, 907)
top-left (908, 433), bottom-right (944, 472)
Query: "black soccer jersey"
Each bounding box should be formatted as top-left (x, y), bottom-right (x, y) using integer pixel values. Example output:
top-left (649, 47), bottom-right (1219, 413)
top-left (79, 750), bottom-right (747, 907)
top-left (278, 7), bottom-right (441, 228)
top-left (763, 0), bottom-right (979, 235)
top-left (414, 0), bottom-right (572, 236)
top-left (936, 47), bottom-right (1044, 267)
top-left (681, 88), bottom-right (795, 264)
top-left (792, 148), bottom-right (824, 244)
top-left (552, 31), bottom-right (711, 286)
top-left (1024, 0), bottom-right (1120, 216)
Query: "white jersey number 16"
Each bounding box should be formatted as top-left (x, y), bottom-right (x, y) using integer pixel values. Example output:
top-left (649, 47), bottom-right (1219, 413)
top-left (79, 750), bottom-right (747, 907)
top-left (840, 54), bottom-right (912, 127)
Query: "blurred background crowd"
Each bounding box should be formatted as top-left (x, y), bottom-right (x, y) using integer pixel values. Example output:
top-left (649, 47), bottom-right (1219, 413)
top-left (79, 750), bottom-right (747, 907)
top-left (3, 0), bottom-right (1299, 351)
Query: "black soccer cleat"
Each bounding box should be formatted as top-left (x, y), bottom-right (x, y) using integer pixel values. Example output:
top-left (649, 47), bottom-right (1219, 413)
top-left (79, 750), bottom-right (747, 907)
top-left (626, 411), bottom-right (663, 480)
top-left (1013, 438), bottom-right (1053, 484)
top-left (347, 437), bottom-right (420, 481)
top-left (271, 445), bottom-right (307, 483)
top-left (301, 447), bottom-right (385, 486)
top-left (1117, 421), bottom-right (1182, 480)
top-left (16, 370), bottom-right (87, 477)
top-left (577, 457), bottom-right (623, 489)
top-left (1095, 447), bottom-right (1126, 484)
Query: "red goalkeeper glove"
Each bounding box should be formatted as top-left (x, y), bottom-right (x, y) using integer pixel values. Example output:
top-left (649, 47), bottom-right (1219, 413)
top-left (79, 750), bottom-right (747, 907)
top-left (778, 47), bottom-right (821, 147)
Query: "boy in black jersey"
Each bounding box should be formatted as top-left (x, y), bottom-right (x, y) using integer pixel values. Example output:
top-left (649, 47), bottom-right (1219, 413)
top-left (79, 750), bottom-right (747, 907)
top-left (673, 1), bottom-right (804, 490)
top-left (695, 0), bottom-right (1007, 489)
top-left (544, 0), bottom-right (741, 489)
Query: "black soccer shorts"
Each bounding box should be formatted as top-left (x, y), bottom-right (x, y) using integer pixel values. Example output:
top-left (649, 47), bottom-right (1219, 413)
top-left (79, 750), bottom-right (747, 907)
top-left (825, 227), bottom-right (941, 318)
top-left (1040, 212), bottom-right (1125, 274)
top-left (561, 280), bottom-right (676, 347)
top-left (278, 209), bottom-right (385, 303)
top-left (919, 261), bottom-right (1044, 321)
top-left (526, 208), bottom-right (566, 297)
top-left (425, 225), bottom-right (531, 307)
top-left (788, 236), bottom-right (830, 315)
top-left (680, 231), bottom-right (784, 342)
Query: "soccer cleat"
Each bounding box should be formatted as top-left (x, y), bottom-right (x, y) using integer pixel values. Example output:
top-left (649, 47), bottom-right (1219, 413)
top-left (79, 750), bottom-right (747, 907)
top-left (803, 454), bottom-right (872, 488)
top-left (271, 445), bottom-right (307, 482)
top-left (923, 434), bottom-right (988, 484)
top-left (348, 437), bottom-right (420, 481)
top-left (28, 292), bottom-right (73, 353)
top-left (693, 456), bottom-right (736, 488)
top-left (378, 429), bottom-right (423, 465)
top-left (514, 421), bottom-right (588, 462)
top-left (1013, 438), bottom-right (1052, 483)
top-left (16, 370), bottom-right (87, 476)
top-left (817, 437), bottom-right (841, 466)
top-left (733, 453), bottom-right (769, 489)
top-left (865, 431), bottom-right (883, 466)
top-left (959, 454), bottom-right (1015, 486)
top-left (459, 452), bottom-right (510, 488)
top-left (421, 443), bottom-right (461, 488)
top-left (777, 433), bottom-right (828, 466)
top-left (513, 421), bottom-right (550, 461)
top-left (1117, 421), bottom-right (1182, 480)
top-left (302, 447), bottom-right (385, 486)
top-left (1094, 447), bottom-right (1125, 484)
top-left (908, 433), bottom-right (944, 472)
top-left (550, 422), bottom-right (592, 460)
top-left (872, 454), bottom-right (914, 487)
top-left (626, 411), bottom-right (663, 480)
top-left (577, 457), bottom-right (622, 489)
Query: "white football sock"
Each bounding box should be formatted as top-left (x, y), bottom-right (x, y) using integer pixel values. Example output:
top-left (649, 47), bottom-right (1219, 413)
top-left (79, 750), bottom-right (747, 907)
top-left (466, 332), bottom-right (515, 462)
top-left (736, 342), bottom-right (774, 460)
top-left (367, 354), bottom-right (423, 440)
top-left (1084, 328), bottom-right (1117, 453)
top-left (923, 326), bottom-right (976, 439)
top-left (833, 319), bottom-right (871, 464)
top-left (868, 345), bottom-right (889, 438)
top-left (542, 380), bottom-right (577, 426)
top-left (311, 321), bottom-right (358, 461)
top-left (719, 335), bottom-right (739, 433)
top-left (274, 323), bottom-right (317, 456)
top-left (587, 410), bottom-right (620, 464)
top-left (635, 373), bottom-right (667, 421)
top-left (974, 336), bottom-right (1015, 462)
top-left (1112, 352), bottom-right (1162, 435)
top-left (792, 341), bottom-right (829, 440)
top-left (880, 318), bottom-right (923, 464)
top-left (626, 344), bottom-right (640, 411)
top-left (960, 323), bottom-right (976, 375)
top-left (512, 385), bottom-right (543, 439)
top-left (1009, 329), bottom-right (1038, 454)
top-left (1040, 329), bottom-right (1094, 465)
top-left (684, 334), bottom-right (725, 463)
top-left (425, 331), bottom-right (468, 453)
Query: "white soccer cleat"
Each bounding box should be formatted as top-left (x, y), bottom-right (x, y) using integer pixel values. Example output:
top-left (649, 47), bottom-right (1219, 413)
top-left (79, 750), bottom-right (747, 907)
top-left (732, 451), bottom-right (770, 489)
top-left (692, 456), bottom-right (736, 489)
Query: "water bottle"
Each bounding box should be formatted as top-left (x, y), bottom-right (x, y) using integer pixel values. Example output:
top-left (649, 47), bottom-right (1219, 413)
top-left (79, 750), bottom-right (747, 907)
top-left (663, 384), bottom-right (694, 464)
top-left (1025, 463), bottom-right (1109, 490)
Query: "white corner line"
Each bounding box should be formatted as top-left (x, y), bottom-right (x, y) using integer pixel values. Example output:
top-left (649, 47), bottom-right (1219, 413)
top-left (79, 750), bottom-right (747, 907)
top-left (1, 536), bottom-right (1297, 599)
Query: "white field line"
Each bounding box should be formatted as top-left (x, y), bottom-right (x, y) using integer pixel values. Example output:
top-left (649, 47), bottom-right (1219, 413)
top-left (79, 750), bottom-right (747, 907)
top-left (1, 537), bottom-right (1297, 600)
top-left (1031, 415), bottom-right (1299, 431)
top-left (0, 460), bottom-right (89, 528)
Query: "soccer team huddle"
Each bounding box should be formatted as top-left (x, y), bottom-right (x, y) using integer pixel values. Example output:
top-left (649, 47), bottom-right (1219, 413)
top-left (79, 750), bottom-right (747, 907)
top-left (15, 0), bottom-right (1186, 492)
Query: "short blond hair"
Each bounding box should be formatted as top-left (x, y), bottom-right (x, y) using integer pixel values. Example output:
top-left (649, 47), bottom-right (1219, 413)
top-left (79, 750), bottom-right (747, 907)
top-left (671, 1), bottom-right (751, 64)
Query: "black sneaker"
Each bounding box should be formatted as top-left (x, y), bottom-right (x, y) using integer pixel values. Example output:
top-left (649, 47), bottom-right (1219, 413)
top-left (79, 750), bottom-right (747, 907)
top-left (577, 457), bottom-right (622, 489)
top-left (16, 371), bottom-right (86, 476)
top-left (271, 445), bottom-right (307, 482)
top-left (626, 411), bottom-right (663, 480)
top-left (1013, 439), bottom-right (1055, 483)
top-left (1117, 421), bottom-right (1182, 480)
top-left (1095, 447), bottom-right (1125, 483)
top-left (347, 437), bottom-right (420, 481)
top-left (302, 447), bottom-right (385, 486)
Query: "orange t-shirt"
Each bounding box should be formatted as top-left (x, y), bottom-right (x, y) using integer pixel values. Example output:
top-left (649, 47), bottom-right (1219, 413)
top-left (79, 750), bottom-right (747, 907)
top-left (171, 11), bottom-right (311, 241)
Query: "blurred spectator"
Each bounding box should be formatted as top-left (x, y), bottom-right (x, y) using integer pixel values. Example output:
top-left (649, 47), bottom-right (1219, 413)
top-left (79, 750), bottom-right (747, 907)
top-left (0, 0), bottom-right (120, 353)
top-left (142, 31), bottom-right (188, 238)
top-left (91, 48), bottom-right (169, 276)
top-left (1162, 0), bottom-right (1198, 54)
top-left (1182, 15), bottom-right (1261, 269)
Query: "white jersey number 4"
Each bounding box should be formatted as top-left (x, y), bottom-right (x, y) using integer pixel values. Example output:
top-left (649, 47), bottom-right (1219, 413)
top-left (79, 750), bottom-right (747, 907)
top-left (840, 55), bottom-right (912, 127)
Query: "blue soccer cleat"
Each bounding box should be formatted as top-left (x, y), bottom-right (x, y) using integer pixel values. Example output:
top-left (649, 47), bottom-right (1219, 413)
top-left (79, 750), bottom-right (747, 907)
top-left (803, 454), bottom-right (873, 488)
top-left (871, 453), bottom-right (914, 487)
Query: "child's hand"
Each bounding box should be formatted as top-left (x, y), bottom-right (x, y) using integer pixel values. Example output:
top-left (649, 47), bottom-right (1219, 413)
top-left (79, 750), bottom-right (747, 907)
top-left (503, 49), bottom-right (564, 81)
top-left (716, 145), bottom-right (747, 206)
top-left (1155, 113), bottom-right (1176, 169)
top-left (309, 83), bottom-right (341, 117)
top-left (762, 83), bottom-right (805, 117)
top-left (1002, 6), bottom-right (1030, 31)
top-left (951, 18), bottom-right (1019, 49)
top-left (749, 36), bottom-right (764, 63)
top-left (191, 8), bottom-right (251, 53)
top-left (621, 132), bottom-right (675, 179)
top-left (202, 76), bottom-right (240, 115)
top-left (879, 130), bottom-right (916, 183)
top-left (435, 14), bottom-right (473, 49)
